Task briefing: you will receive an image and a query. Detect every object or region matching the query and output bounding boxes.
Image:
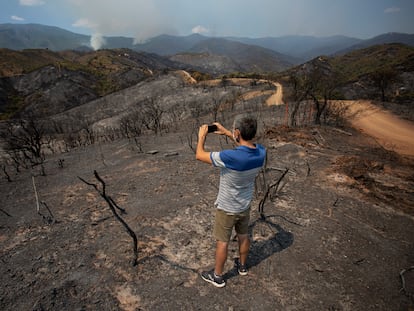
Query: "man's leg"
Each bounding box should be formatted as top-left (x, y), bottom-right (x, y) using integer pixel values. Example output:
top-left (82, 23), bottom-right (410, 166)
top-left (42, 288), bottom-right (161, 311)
top-left (215, 240), bottom-right (228, 275)
top-left (237, 234), bottom-right (250, 265)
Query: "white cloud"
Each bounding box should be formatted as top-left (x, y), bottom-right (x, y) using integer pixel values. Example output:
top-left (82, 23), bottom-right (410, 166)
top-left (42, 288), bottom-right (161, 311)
top-left (11, 15), bottom-right (25, 21)
top-left (192, 25), bottom-right (209, 35)
top-left (19, 0), bottom-right (46, 6)
top-left (384, 7), bottom-right (400, 14)
top-left (72, 18), bottom-right (97, 29)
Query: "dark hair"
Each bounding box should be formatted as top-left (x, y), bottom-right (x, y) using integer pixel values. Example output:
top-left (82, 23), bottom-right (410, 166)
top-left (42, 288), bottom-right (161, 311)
top-left (233, 115), bottom-right (257, 140)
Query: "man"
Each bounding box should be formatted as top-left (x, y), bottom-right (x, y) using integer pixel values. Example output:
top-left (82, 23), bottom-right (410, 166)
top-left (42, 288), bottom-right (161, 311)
top-left (196, 115), bottom-right (266, 287)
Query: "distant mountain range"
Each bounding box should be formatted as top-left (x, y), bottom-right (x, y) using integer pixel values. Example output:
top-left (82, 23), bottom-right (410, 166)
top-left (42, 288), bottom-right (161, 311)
top-left (1, 23), bottom-right (414, 64)
top-left (0, 23), bottom-right (90, 51)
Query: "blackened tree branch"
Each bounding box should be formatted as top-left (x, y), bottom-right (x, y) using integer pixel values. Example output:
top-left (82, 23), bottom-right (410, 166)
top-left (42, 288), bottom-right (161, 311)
top-left (258, 168), bottom-right (289, 219)
top-left (0, 208), bottom-right (12, 217)
top-left (78, 170), bottom-right (138, 266)
top-left (108, 195), bottom-right (126, 214)
top-left (2, 164), bottom-right (11, 182)
top-left (39, 201), bottom-right (56, 224)
top-left (400, 266), bottom-right (414, 297)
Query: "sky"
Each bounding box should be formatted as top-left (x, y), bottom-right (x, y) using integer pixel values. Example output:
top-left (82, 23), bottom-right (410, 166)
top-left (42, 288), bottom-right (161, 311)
top-left (1, 0), bottom-right (414, 44)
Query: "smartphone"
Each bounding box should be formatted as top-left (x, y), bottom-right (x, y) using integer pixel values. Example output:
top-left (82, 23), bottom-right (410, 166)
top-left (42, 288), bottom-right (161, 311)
top-left (207, 124), bottom-right (218, 133)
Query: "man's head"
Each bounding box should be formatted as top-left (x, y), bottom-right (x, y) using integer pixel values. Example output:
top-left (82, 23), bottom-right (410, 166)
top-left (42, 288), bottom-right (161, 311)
top-left (233, 115), bottom-right (257, 141)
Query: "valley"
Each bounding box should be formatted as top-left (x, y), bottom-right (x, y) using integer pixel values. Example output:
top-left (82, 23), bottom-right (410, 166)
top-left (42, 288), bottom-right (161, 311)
top-left (0, 25), bottom-right (413, 310)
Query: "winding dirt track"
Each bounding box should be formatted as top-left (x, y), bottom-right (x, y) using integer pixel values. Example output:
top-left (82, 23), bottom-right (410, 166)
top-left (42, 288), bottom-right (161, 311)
top-left (345, 100), bottom-right (414, 156)
top-left (265, 82), bottom-right (284, 106)
top-left (263, 81), bottom-right (414, 156)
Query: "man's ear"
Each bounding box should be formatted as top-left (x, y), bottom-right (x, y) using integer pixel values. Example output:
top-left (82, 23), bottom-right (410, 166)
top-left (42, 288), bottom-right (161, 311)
top-left (234, 129), bottom-right (241, 142)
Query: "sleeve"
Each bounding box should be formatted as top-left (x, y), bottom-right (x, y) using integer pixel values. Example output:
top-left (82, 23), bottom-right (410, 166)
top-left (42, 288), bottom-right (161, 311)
top-left (210, 151), bottom-right (226, 168)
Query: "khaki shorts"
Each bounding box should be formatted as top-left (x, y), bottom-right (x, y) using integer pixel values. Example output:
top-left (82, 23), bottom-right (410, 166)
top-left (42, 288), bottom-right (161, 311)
top-left (213, 208), bottom-right (250, 242)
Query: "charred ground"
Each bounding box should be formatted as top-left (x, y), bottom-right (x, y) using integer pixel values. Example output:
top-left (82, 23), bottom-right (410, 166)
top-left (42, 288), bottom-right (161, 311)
top-left (1, 114), bottom-right (413, 310)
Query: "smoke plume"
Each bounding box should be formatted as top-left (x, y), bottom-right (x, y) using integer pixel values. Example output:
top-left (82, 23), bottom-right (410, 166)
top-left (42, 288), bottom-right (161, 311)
top-left (90, 33), bottom-right (106, 50)
top-left (69, 0), bottom-right (175, 49)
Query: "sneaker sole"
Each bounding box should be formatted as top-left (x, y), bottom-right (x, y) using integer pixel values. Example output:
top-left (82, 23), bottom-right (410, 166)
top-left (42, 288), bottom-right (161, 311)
top-left (201, 274), bottom-right (226, 288)
top-left (234, 259), bottom-right (248, 276)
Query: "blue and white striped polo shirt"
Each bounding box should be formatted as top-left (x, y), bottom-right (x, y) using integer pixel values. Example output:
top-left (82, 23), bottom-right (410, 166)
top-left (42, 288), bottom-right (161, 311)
top-left (210, 144), bottom-right (266, 213)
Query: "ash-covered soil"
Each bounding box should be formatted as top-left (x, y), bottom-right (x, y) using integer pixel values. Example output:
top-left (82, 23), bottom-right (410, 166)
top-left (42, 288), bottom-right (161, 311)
top-left (1, 122), bottom-right (413, 310)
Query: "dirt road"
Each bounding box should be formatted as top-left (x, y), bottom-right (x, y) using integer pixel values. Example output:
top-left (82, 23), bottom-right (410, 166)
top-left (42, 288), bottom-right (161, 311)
top-left (231, 80), bottom-right (283, 105)
top-left (345, 100), bottom-right (414, 156)
top-left (260, 80), bottom-right (413, 155)
top-left (261, 83), bottom-right (413, 156)
top-left (265, 82), bottom-right (284, 106)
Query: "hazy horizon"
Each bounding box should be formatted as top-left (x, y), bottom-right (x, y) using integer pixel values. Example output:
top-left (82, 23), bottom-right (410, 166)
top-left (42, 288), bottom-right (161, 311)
top-left (1, 0), bottom-right (413, 47)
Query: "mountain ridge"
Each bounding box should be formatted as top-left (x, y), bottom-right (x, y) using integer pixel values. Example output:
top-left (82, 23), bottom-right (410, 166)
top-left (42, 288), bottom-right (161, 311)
top-left (1, 23), bottom-right (414, 63)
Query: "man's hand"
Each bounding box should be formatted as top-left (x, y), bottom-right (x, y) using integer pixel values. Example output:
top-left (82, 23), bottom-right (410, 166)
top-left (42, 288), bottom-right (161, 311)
top-left (212, 122), bottom-right (232, 138)
top-left (198, 124), bottom-right (209, 141)
top-left (196, 124), bottom-right (212, 164)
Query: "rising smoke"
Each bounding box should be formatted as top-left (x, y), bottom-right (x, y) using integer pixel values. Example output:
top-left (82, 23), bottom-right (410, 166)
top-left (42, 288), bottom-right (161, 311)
top-left (69, 0), bottom-right (175, 50)
top-left (90, 33), bottom-right (106, 50)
